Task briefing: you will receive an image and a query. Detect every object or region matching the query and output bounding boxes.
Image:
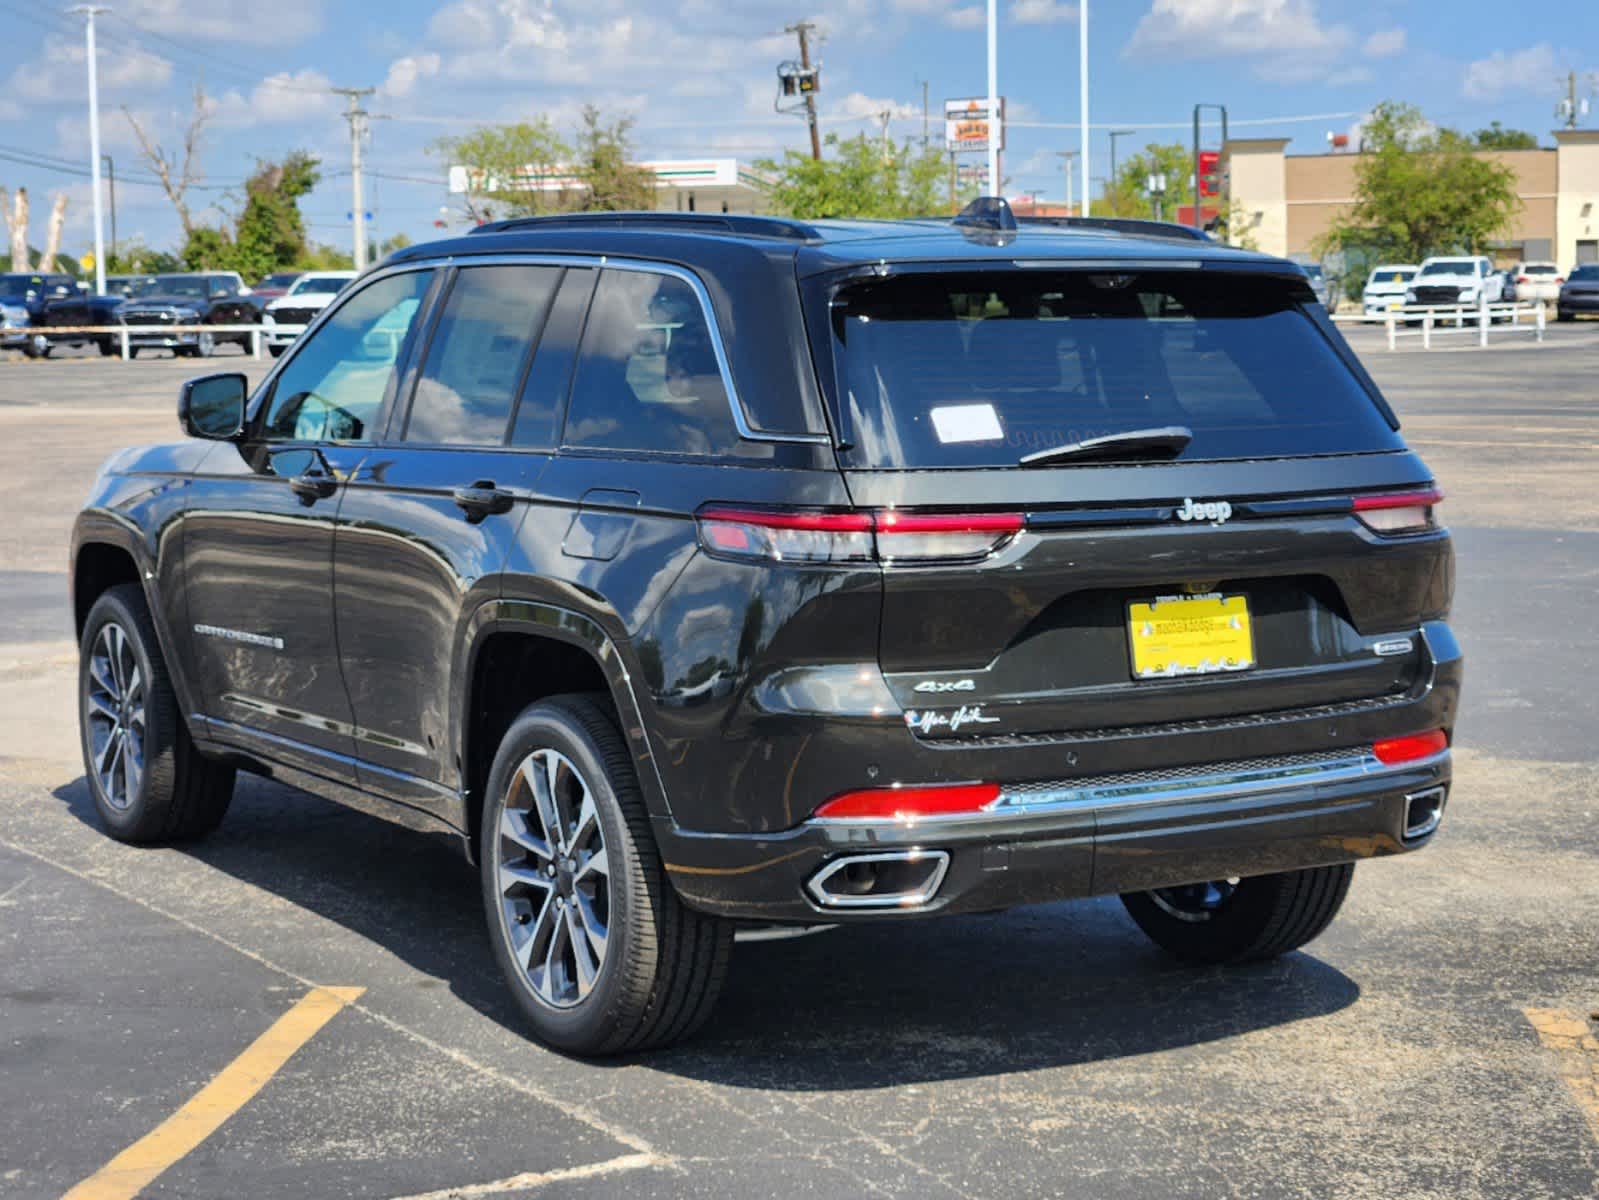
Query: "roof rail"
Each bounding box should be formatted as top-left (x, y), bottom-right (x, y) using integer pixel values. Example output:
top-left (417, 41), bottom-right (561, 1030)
top-left (1017, 215), bottom-right (1214, 243)
top-left (467, 211), bottom-right (824, 241)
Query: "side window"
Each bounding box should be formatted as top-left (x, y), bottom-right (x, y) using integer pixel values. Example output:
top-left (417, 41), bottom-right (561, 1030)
top-left (405, 265), bottom-right (560, 446)
top-left (262, 270), bottom-right (434, 443)
top-left (562, 270), bottom-right (738, 455)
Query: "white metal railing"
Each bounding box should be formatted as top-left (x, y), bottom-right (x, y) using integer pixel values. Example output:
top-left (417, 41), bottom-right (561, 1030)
top-left (10, 323), bottom-right (274, 360)
top-left (1330, 303), bottom-right (1546, 350)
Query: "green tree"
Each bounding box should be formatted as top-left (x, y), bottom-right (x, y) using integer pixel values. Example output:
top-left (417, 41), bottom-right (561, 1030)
top-left (1320, 102), bottom-right (1521, 262)
top-left (231, 152), bottom-right (321, 282)
top-left (430, 119), bottom-right (571, 221)
top-left (573, 106), bottom-right (656, 211)
top-left (295, 242), bottom-right (355, 270)
top-left (1471, 121), bottom-right (1539, 151)
top-left (106, 238), bottom-right (180, 274)
top-left (1102, 142), bottom-right (1195, 220)
top-left (180, 225), bottom-right (235, 271)
top-left (760, 132), bottom-right (951, 219)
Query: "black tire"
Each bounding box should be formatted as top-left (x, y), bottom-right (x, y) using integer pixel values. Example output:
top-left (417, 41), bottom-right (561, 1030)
top-left (78, 583), bottom-right (235, 843)
top-left (23, 333), bottom-right (49, 359)
top-left (1121, 863), bottom-right (1354, 965)
top-left (267, 344), bottom-right (285, 358)
top-left (1557, 310), bottom-right (1574, 323)
top-left (480, 693), bottom-right (732, 1055)
top-left (127, 347), bottom-right (140, 359)
top-left (97, 338), bottom-right (116, 357)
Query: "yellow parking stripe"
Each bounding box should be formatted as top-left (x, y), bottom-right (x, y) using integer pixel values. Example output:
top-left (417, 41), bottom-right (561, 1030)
top-left (1523, 1008), bottom-right (1599, 1142)
top-left (62, 986), bottom-right (365, 1200)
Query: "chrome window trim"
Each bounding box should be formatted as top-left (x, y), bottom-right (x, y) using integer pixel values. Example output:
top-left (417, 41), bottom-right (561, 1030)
top-left (254, 252), bottom-right (829, 446)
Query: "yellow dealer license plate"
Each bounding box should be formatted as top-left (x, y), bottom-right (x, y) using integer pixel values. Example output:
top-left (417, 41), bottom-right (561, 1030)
top-left (1128, 593), bottom-right (1255, 680)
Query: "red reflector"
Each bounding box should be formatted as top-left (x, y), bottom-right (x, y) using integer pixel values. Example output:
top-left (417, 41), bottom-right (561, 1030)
top-left (814, 782), bottom-right (1000, 820)
top-left (1373, 730), bottom-right (1448, 765)
top-left (1352, 488), bottom-right (1444, 512)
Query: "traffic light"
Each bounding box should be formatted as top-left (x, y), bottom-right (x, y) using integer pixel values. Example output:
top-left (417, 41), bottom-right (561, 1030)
top-left (1197, 150), bottom-right (1221, 198)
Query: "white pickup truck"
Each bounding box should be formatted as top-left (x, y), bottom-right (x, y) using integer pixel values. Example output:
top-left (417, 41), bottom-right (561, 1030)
top-left (1404, 256), bottom-right (1506, 311)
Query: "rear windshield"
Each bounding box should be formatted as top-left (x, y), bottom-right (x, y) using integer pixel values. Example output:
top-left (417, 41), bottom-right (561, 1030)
top-left (1523, 264), bottom-right (1558, 275)
top-left (823, 270), bottom-right (1402, 469)
top-left (1370, 269), bottom-right (1414, 284)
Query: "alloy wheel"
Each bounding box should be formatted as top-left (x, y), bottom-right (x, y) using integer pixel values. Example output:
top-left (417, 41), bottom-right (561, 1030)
top-left (495, 748), bottom-right (611, 1009)
top-left (85, 622), bottom-right (145, 811)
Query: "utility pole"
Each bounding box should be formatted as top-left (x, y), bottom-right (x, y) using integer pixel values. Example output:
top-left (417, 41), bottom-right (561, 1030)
top-left (1107, 129), bottom-right (1135, 215)
top-left (103, 154), bottom-right (116, 265)
top-left (1556, 70), bottom-right (1593, 129)
top-left (70, 5), bottom-right (108, 295)
top-left (786, 22), bottom-right (822, 161)
top-left (916, 78), bottom-right (930, 149)
top-left (334, 87), bottom-right (375, 271)
top-left (877, 109), bottom-right (895, 159)
top-left (985, 0), bottom-right (998, 195)
top-left (1055, 150), bottom-right (1077, 215)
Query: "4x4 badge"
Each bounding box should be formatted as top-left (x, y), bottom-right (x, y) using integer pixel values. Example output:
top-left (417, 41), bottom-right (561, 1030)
top-left (914, 679), bottom-right (976, 694)
top-left (1175, 497), bottom-right (1233, 526)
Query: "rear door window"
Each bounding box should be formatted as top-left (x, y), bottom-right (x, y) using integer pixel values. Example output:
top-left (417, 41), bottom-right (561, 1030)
top-left (822, 270), bottom-right (1404, 469)
top-left (405, 265), bottom-right (561, 446)
top-left (561, 269), bottom-right (738, 456)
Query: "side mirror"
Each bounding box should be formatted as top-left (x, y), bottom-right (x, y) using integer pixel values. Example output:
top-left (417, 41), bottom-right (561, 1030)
top-left (179, 373), bottom-right (248, 440)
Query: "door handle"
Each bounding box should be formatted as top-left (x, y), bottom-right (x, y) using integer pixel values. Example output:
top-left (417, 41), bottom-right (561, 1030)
top-left (453, 480), bottom-right (515, 523)
top-left (289, 472), bottom-right (338, 505)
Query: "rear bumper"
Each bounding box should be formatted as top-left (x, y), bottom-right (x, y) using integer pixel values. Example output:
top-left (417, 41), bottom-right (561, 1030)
top-left (659, 621), bottom-right (1462, 921)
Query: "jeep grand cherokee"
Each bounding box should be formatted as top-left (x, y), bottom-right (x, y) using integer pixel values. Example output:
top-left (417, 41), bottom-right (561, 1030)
top-left (70, 201), bottom-right (1460, 1055)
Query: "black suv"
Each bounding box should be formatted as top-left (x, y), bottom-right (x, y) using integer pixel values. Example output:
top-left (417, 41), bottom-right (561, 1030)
top-left (70, 203), bottom-right (1460, 1054)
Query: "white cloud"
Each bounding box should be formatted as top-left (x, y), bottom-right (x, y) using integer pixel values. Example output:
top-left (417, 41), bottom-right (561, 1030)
top-left (207, 69), bottom-right (337, 127)
top-left (118, 0), bottom-right (322, 47)
top-left (945, 6), bottom-right (985, 28)
top-left (1462, 43), bottom-right (1560, 101)
top-left (381, 54), bottom-right (442, 100)
top-left (1011, 0), bottom-right (1078, 24)
top-left (8, 35), bottom-right (171, 105)
top-left (1126, 0), bottom-right (1349, 61)
top-left (1363, 28), bottom-right (1406, 59)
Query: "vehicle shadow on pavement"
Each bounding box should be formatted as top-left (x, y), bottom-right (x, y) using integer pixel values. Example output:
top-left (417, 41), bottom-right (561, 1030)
top-left (52, 773), bottom-right (1359, 1085)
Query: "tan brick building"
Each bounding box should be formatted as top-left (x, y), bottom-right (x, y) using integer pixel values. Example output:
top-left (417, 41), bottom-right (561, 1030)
top-left (1224, 131), bottom-right (1599, 271)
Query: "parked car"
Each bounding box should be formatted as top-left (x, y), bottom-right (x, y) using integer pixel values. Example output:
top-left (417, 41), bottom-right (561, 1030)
top-left (1513, 261), bottom-right (1562, 305)
top-left (250, 271), bottom-right (303, 304)
top-left (69, 201), bottom-right (1459, 1055)
top-left (0, 271), bottom-right (123, 357)
top-left (1556, 263), bottom-right (1599, 321)
top-left (1496, 269), bottom-right (1519, 305)
top-left (1405, 256), bottom-right (1505, 315)
top-left (262, 270), bottom-right (357, 356)
top-left (1361, 264), bottom-right (1418, 315)
top-left (117, 272), bottom-right (262, 357)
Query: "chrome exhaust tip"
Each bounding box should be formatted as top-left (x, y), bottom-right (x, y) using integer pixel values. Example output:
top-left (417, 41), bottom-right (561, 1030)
top-left (1403, 786), bottom-right (1447, 840)
top-left (805, 850), bottom-right (950, 910)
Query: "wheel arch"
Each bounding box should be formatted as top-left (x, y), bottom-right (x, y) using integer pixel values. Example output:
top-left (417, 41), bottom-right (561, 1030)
top-left (455, 599), bottom-right (673, 865)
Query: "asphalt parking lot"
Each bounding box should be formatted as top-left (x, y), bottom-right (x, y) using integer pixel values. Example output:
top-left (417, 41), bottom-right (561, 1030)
top-left (3, 329), bottom-right (1599, 1199)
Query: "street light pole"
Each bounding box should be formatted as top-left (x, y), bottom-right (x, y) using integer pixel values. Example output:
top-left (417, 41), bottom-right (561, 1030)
top-left (1056, 150), bottom-right (1077, 215)
top-left (986, 0), bottom-right (998, 195)
top-left (103, 154), bottom-right (116, 265)
top-left (1079, 0), bottom-right (1089, 216)
top-left (70, 5), bottom-right (109, 295)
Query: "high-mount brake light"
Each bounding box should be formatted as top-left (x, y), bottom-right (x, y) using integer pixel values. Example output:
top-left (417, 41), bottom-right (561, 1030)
top-left (1352, 488), bottom-right (1442, 534)
top-left (1373, 729), bottom-right (1448, 765)
top-left (696, 507), bottom-right (1024, 564)
top-left (814, 781), bottom-right (1001, 821)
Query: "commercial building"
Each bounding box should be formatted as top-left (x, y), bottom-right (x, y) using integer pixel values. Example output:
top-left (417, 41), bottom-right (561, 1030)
top-left (447, 158), bottom-right (774, 216)
top-left (1224, 130), bottom-right (1599, 269)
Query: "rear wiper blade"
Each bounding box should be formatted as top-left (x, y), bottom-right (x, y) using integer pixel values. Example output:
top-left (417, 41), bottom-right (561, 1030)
top-left (1019, 426), bottom-right (1193, 467)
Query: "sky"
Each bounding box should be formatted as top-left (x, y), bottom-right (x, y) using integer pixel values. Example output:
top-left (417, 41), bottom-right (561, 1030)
top-left (4, 0), bottom-right (1597, 265)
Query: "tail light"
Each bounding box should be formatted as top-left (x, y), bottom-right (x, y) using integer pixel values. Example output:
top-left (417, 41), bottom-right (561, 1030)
top-left (1373, 729), bottom-right (1448, 765)
top-left (1516, 275), bottom-right (1529, 284)
top-left (1352, 488), bottom-right (1442, 534)
top-left (697, 507), bottom-right (1022, 564)
top-left (814, 781), bottom-right (1000, 820)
